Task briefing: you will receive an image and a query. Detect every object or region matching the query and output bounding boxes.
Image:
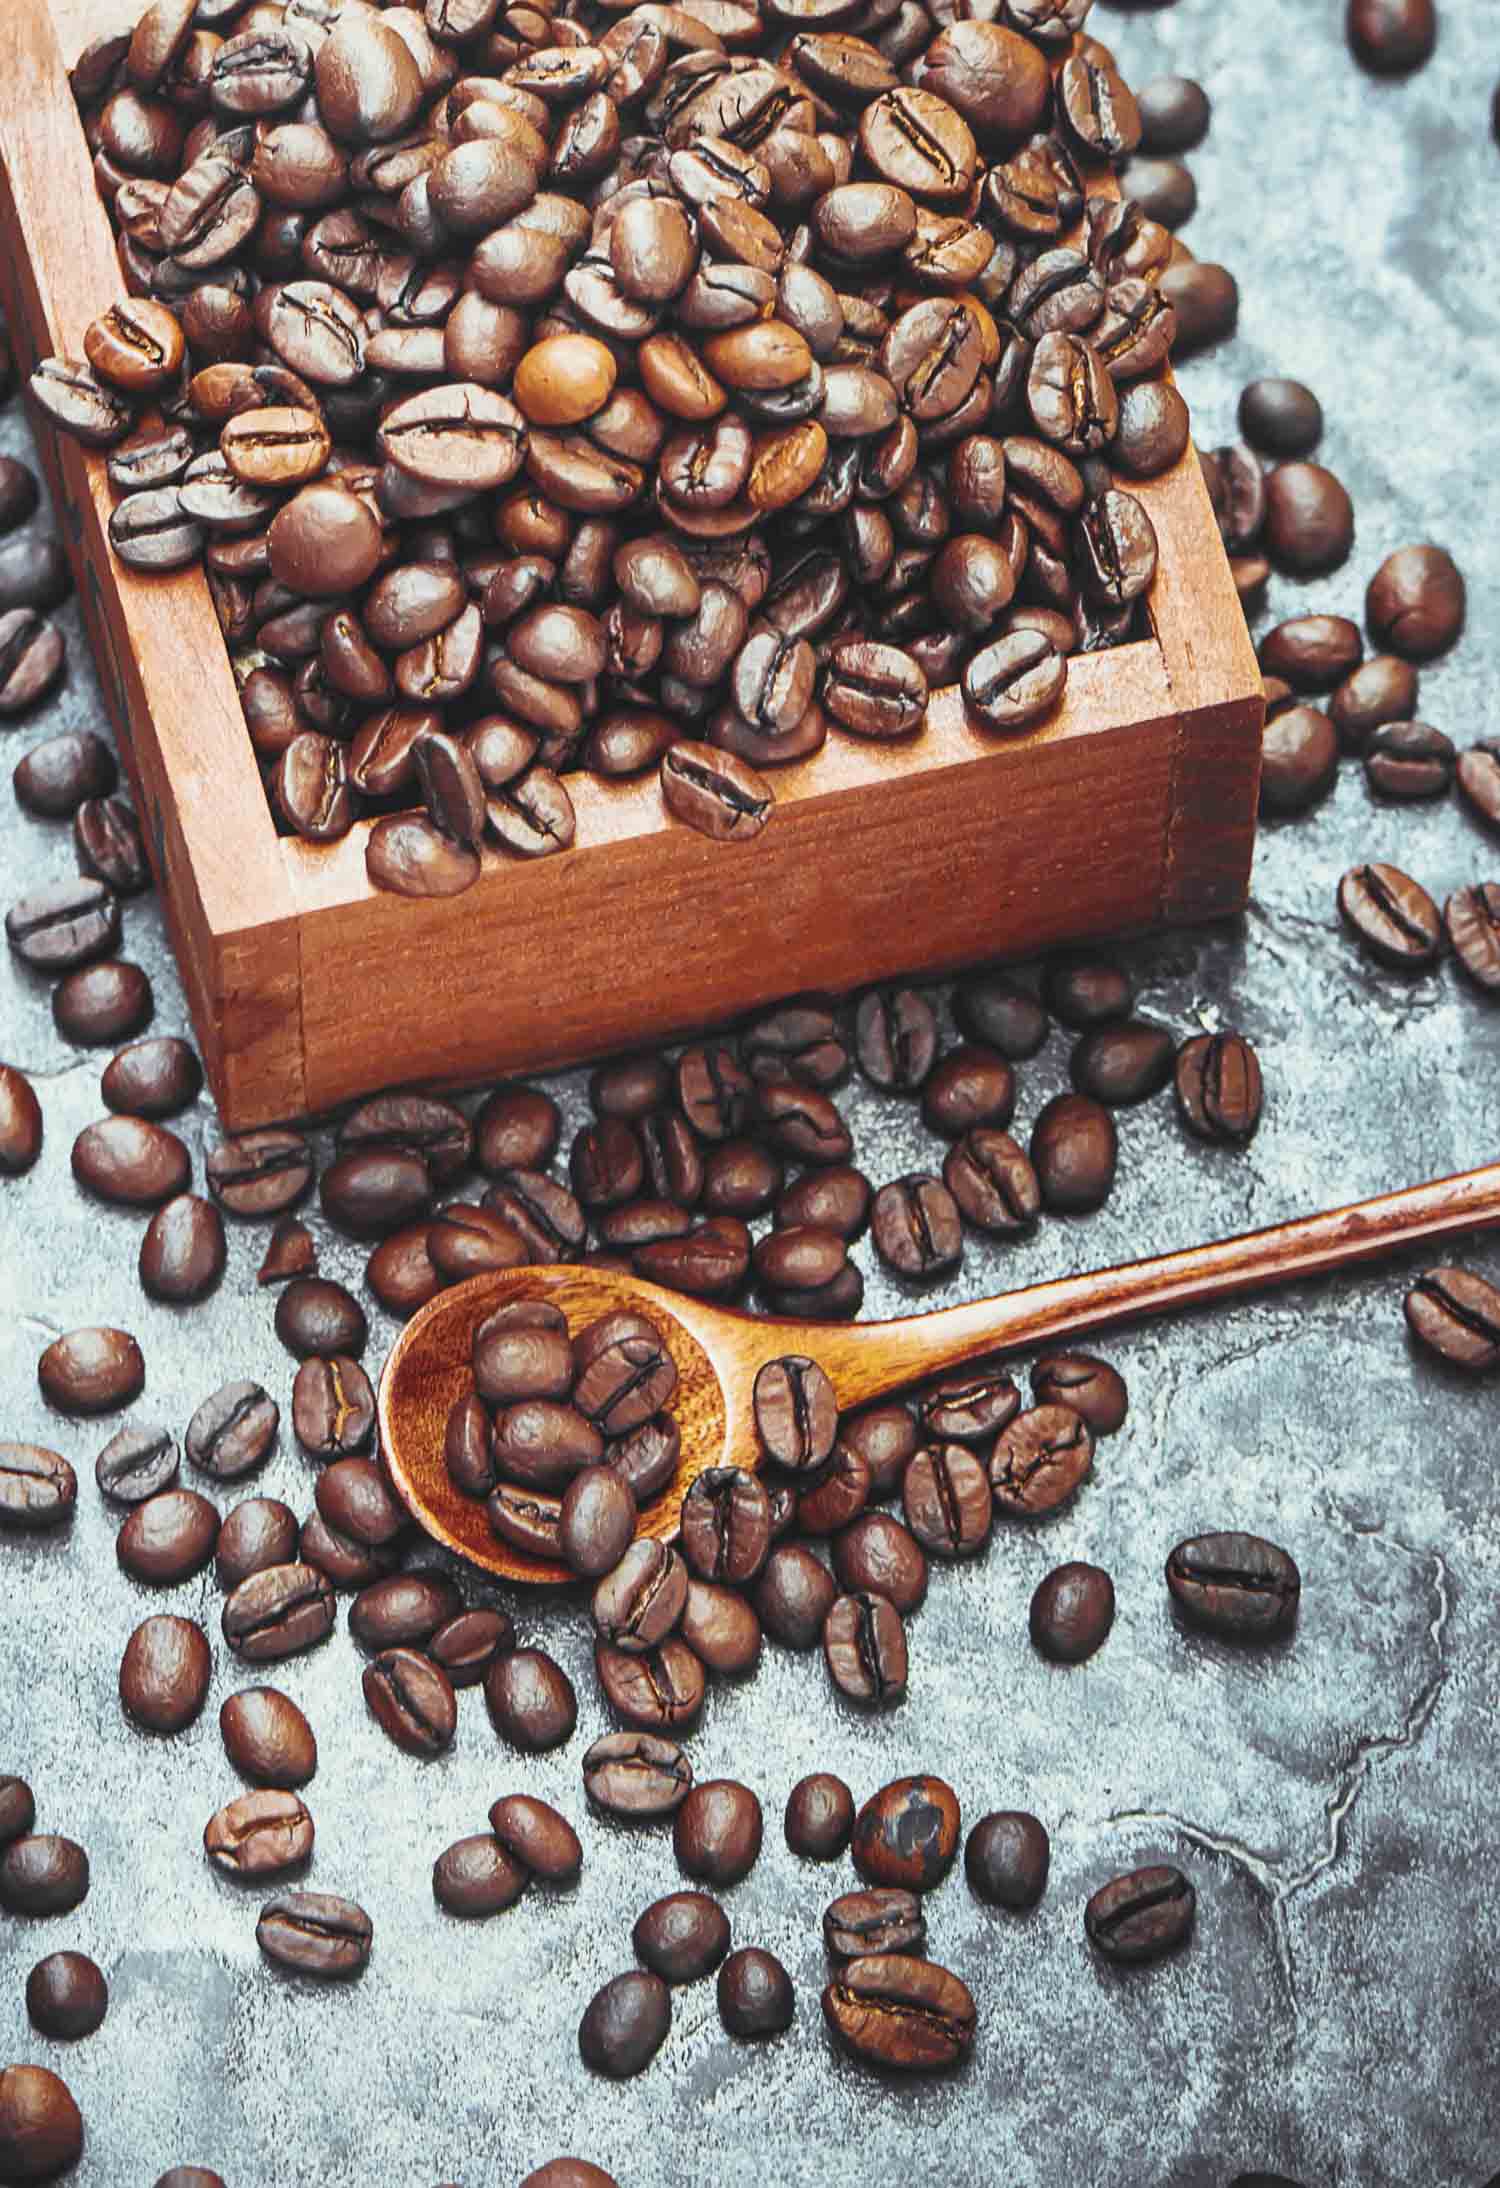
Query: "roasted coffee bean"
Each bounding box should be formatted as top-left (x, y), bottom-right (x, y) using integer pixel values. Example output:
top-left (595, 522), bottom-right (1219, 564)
top-left (872, 1174), bottom-right (963, 1279)
top-left (700, 1141), bottom-right (783, 1220)
top-left (1174, 1032), bottom-right (1264, 1145)
top-left (25, 1950), bottom-right (108, 2040)
top-left (256, 1889), bottom-right (372, 1979)
top-left (832, 1512), bottom-right (927, 1614)
top-left (579, 1970), bottom-right (670, 2079)
top-left (1085, 1864), bottom-right (1195, 1965)
top-left (593, 1540), bottom-right (688, 1652)
top-left (0, 537), bottom-right (70, 617)
top-left (0, 1441), bottom-right (77, 1533)
top-left (473, 1318), bottom-right (575, 1408)
top-left (1166, 1532), bottom-right (1301, 1640)
top-left (292, 1356), bottom-right (375, 1461)
top-left (785, 1773), bottom-right (854, 1861)
top-left (275, 1277), bottom-right (368, 1359)
top-left (1348, 0), bottom-right (1437, 72)
top-left (72, 1115), bottom-right (188, 1207)
top-left (989, 1404), bottom-right (1093, 1518)
top-left (223, 1562), bottom-right (334, 1661)
top-left (660, 740), bottom-right (773, 841)
top-left (823, 638), bottom-right (927, 738)
top-left (30, 356), bottom-right (137, 445)
top-left (186, 1380), bottom-right (278, 1480)
top-left (823, 1590), bottom-right (907, 1705)
top-left (1260, 704), bottom-right (1338, 815)
top-left (339, 1094), bottom-right (470, 1183)
top-left (583, 1730), bottom-right (693, 1818)
top-left (1031, 1353), bottom-right (1127, 1435)
top-left (363, 1646), bottom-right (458, 1757)
top-left (206, 1128), bottom-right (313, 1216)
top-left (432, 1833), bottom-right (528, 1918)
top-left (1365, 543), bottom-right (1463, 660)
top-left (366, 813), bottom-right (479, 899)
top-left (488, 1483), bottom-right (564, 1559)
top-left (1262, 461), bottom-right (1354, 576)
top-left (7, 878), bottom-right (120, 973)
top-left (487, 1794), bottom-right (582, 1886)
top-left (824, 1887), bottom-right (926, 1959)
top-left (1030, 1093), bottom-right (1116, 1212)
top-left (349, 1573), bottom-right (461, 1654)
top-left (54, 957), bottom-right (153, 1047)
top-left (120, 1612), bottom-right (212, 1733)
top-left (853, 1775), bottom-right (960, 1892)
top-left (485, 1646), bottom-right (577, 1750)
top-left (38, 1328), bottom-right (144, 1416)
top-left (204, 1789), bottom-right (314, 1880)
top-left (96, 1425), bottom-right (178, 1506)
top-left (1069, 1018), bottom-right (1174, 1107)
top-left (594, 1634), bottom-right (705, 1732)
top-left (1365, 720), bottom-right (1454, 801)
top-left (1260, 614), bottom-right (1362, 692)
top-left (966, 1810), bottom-right (1050, 1910)
top-left (962, 628), bottom-right (1067, 732)
top-left (918, 1365), bottom-right (1020, 1444)
top-left (775, 1166), bottom-right (872, 1241)
top-left (429, 1609), bottom-right (513, 1691)
top-left (0, 1834), bottom-right (89, 1915)
top-left (902, 1444), bottom-right (991, 1558)
top-left (674, 1780), bottom-right (762, 1888)
top-left (366, 1225), bottom-right (438, 1315)
top-left (58, 798), bottom-right (143, 893)
top-left (1030, 1561), bottom-right (1114, 1662)
top-left (320, 1148), bottom-right (430, 1241)
top-left (680, 1467), bottom-right (771, 1585)
top-left (139, 1194), bottom-right (226, 1304)
top-left (1445, 885), bottom-right (1500, 994)
top-left (943, 1129), bottom-right (1041, 1235)
top-left (117, 1488), bottom-right (219, 1586)
top-left (752, 1355), bottom-right (838, 1469)
top-left (493, 1399), bottom-right (605, 1490)
top-left (754, 1542), bottom-right (838, 1649)
top-left (14, 731), bottom-right (116, 819)
top-left (316, 1461), bottom-right (404, 1550)
top-left (216, 1498), bottom-right (300, 1592)
top-left (796, 1442), bottom-right (871, 1538)
top-left (300, 1509), bottom-right (397, 1592)
top-left (0, 1779), bottom-right (35, 1846)
top-left (559, 1467), bottom-right (636, 1579)
top-left (219, 1686), bottom-right (316, 1790)
top-left (0, 2062), bottom-right (84, 2182)
top-left (718, 1947), bottom-right (793, 2039)
top-left (823, 1954), bottom-right (974, 2070)
top-left (1338, 862), bottom-right (1443, 971)
top-left (1160, 259), bottom-right (1238, 353)
top-left (1238, 377), bottom-right (1322, 458)
top-left (1458, 742), bottom-right (1500, 833)
top-left (633, 1890), bottom-right (730, 1983)
top-left (853, 988), bottom-right (937, 1093)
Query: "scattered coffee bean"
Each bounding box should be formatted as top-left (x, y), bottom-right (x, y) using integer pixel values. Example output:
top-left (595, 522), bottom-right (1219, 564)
top-left (1166, 1532), bottom-right (1301, 1640)
top-left (0, 2066), bottom-right (83, 2183)
top-left (204, 1790), bottom-right (314, 1880)
top-left (25, 1951), bottom-right (108, 2041)
top-left (119, 1612), bottom-right (212, 1733)
top-left (38, 1327), bottom-right (144, 1416)
top-left (823, 1954), bottom-right (975, 2071)
top-left (1085, 1864), bottom-right (1195, 1965)
top-left (1030, 1561), bottom-right (1115, 1662)
top-left (0, 1834), bottom-right (89, 1915)
top-left (485, 1647), bottom-right (577, 1750)
top-left (633, 1891), bottom-right (730, 1983)
top-left (718, 1947), bottom-right (793, 2039)
top-left (853, 1775), bottom-right (960, 1892)
top-left (257, 1889), bottom-right (372, 1979)
top-left (578, 1970), bottom-right (671, 2078)
top-left (583, 1731), bottom-right (693, 1819)
top-left (989, 1405), bottom-right (1093, 1518)
top-left (186, 1380), bottom-right (278, 1480)
top-left (433, 1834), bottom-right (527, 1918)
top-left (222, 1563), bottom-right (335, 1662)
top-left (220, 1686), bottom-right (317, 1789)
top-left (785, 1773), bottom-right (854, 1861)
top-left (965, 1811), bottom-right (1050, 1909)
top-left (0, 1443), bottom-right (78, 1531)
top-left (1337, 862), bottom-right (1442, 971)
top-left (117, 1488), bottom-right (219, 1587)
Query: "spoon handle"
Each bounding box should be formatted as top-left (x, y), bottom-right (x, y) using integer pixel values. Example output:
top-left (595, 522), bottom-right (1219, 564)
top-left (815, 1159), bottom-right (1500, 1411)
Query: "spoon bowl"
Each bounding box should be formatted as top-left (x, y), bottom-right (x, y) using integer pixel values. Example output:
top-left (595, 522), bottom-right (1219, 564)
top-left (379, 1158), bottom-right (1500, 1584)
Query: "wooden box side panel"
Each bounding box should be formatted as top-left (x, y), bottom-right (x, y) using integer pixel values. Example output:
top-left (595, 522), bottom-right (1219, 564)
top-left (2, 0), bottom-right (307, 1120)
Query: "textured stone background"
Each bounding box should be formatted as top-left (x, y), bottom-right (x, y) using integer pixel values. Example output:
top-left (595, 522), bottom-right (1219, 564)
top-left (3, 1), bottom-right (1499, 2181)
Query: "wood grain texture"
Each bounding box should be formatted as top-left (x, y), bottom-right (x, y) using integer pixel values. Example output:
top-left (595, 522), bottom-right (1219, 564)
top-left (383, 1162), bottom-right (1500, 1583)
top-left (8, 0), bottom-right (1264, 1129)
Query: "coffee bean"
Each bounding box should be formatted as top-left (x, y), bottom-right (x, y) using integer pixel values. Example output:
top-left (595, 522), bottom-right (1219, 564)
top-left (7, 877), bottom-right (120, 972)
top-left (583, 1731), bottom-right (694, 1819)
top-left (1347, 0), bottom-right (1436, 72)
top-left (13, 731), bottom-right (115, 819)
top-left (120, 1612), bottom-right (211, 1733)
top-left (1085, 1864), bottom-right (1195, 1965)
top-left (348, 1572), bottom-right (461, 1655)
top-left (485, 1647), bottom-right (577, 1750)
top-left (1069, 1019), bottom-right (1174, 1107)
top-left (1260, 704), bottom-right (1338, 815)
top-left (0, 1439), bottom-right (76, 1533)
top-left (38, 1327), bottom-right (144, 1416)
top-left (752, 1542), bottom-right (837, 1650)
top-left (853, 1775), bottom-right (960, 1892)
top-left (1366, 544), bottom-right (1464, 659)
top-left (275, 1277), bottom-right (368, 1359)
top-left (965, 1811), bottom-right (1049, 1909)
top-left (594, 1540), bottom-right (688, 1653)
top-left (1262, 462), bottom-right (1354, 576)
top-left (433, 1833), bottom-right (528, 1918)
top-left (674, 1780), bottom-right (762, 1888)
top-left (257, 1889), bottom-right (372, 1979)
top-left (139, 1194), bottom-right (227, 1304)
top-left (1136, 73), bottom-right (1210, 151)
top-left (660, 740), bottom-right (773, 841)
top-left (594, 1635), bottom-right (705, 1732)
top-left (785, 1772), bottom-right (855, 1866)
top-left (0, 537), bottom-right (70, 617)
top-left (1365, 720), bottom-right (1454, 801)
top-left (556, 1467), bottom-right (633, 1579)
top-left (222, 1563), bottom-right (335, 1661)
top-left (25, 1951), bottom-right (108, 2041)
top-left (989, 1405), bottom-right (1093, 1518)
top-left (220, 1686), bottom-right (317, 1788)
top-left (1174, 1032), bottom-right (1264, 1145)
top-left (718, 1947), bottom-right (793, 2039)
top-left (204, 1789), bottom-right (314, 1880)
top-left (0, 2066), bottom-right (83, 2183)
top-left (1238, 378), bottom-right (1322, 459)
top-left (215, 1498), bottom-right (299, 1593)
top-left (426, 1610), bottom-right (512, 1693)
top-left (1458, 742), bottom-right (1500, 833)
top-left (1337, 862), bottom-right (1442, 971)
top-left (101, 1037), bottom-right (202, 1119)
top-left (872, 1174), bottom-right (963, 1279)
top-left (0, 1780), bottom-right (35, 1848)
top-left (823, 1887), bottom-right (926, 1959)
top-left (633, 1890), bottom-right (730, 1983)
top-left (1030, 1353), bottom-right (1127, 1435)
top-left (1259, 615), bottom-right (1362, 692)
top-left (519, 2166), bottom-right (619, 2188)
top-left (363, 1647), bottom-right (458, 1757)
top-left (918, 1365), bottom-right (1021, 1446)
top-left (95, 1425), bottom-right (178, 1506)
top-left (320, 1148), bottom-right (430, 1240)
top-left (72, 1116), bottom-right (188, 1207)
top-left (1030, 1093), bottom-right (1116, 1212)
top-left (292, 1356), bottom-right (375, 1461)
top-left (579, 1970), bottom-right (670, 2078)
top-left (0, 1064), bottom-right (41, 1176)
top-left (206, 1128), bottom-right (313, 1217)
top-left (1446, 888), bottom-right (1500, 995)
top-left (1160, 260), bottom-right (1238, 353)
top-left (117, 1488), bottom-right (219, 1587)
top-left (186, 1380), bottom-right (278, 1480)
top-left (823, 1590), bottom-right (907, 1705)
top-left (832, 1513), bottom-right (927, 1614)
top-left (823, 1954), bottom-right (975, 2070)
top-left (1030, 1561), bottom-right (1114, 1662)
top-left (488, 1794), bottom-right (582, 1885)
top-left (838, 1405), bottom-right (919, 1500)
top-left (1111, 379), bottom-right (1191, 477)
top-left (1167, 1531), bottom-right (1300, 1640)
top-left (901, 1444), bottom-right (991, 1558)
top-left (941, 1128), bottom-right (1041, 1237)
top-left (0, 1834), bottom-right (89, 1915)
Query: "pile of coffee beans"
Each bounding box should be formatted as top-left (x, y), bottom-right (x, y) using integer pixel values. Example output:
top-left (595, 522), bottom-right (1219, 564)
top-left (27, 0), bottom-right (1210, 893)
top-left (444, 1294), bottom-right (680, 1565)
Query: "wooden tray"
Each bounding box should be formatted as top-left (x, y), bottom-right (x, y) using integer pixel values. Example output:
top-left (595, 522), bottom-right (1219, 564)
top-left (0, 0), bottom-right (1263, 1130)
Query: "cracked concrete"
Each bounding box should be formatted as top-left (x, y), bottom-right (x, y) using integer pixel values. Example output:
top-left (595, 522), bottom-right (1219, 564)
top-left (3, 0), bottom-right (1500, 2181)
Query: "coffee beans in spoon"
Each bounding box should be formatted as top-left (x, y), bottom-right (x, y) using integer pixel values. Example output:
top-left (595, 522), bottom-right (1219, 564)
top-left (45, 0), bottom-right (1188, 898)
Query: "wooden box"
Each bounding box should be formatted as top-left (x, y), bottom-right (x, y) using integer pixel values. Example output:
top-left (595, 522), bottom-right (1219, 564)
top-left (0, 0), bottom-right (1263, 1130)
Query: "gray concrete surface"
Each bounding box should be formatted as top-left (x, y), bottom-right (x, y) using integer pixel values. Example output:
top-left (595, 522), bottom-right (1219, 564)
top-left (3, 1), bottom-right (1499, 2181)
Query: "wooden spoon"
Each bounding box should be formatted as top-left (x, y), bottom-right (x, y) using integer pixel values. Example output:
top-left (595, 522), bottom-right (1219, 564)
top-left (379, 1157), bottom-right (1500, 1584)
